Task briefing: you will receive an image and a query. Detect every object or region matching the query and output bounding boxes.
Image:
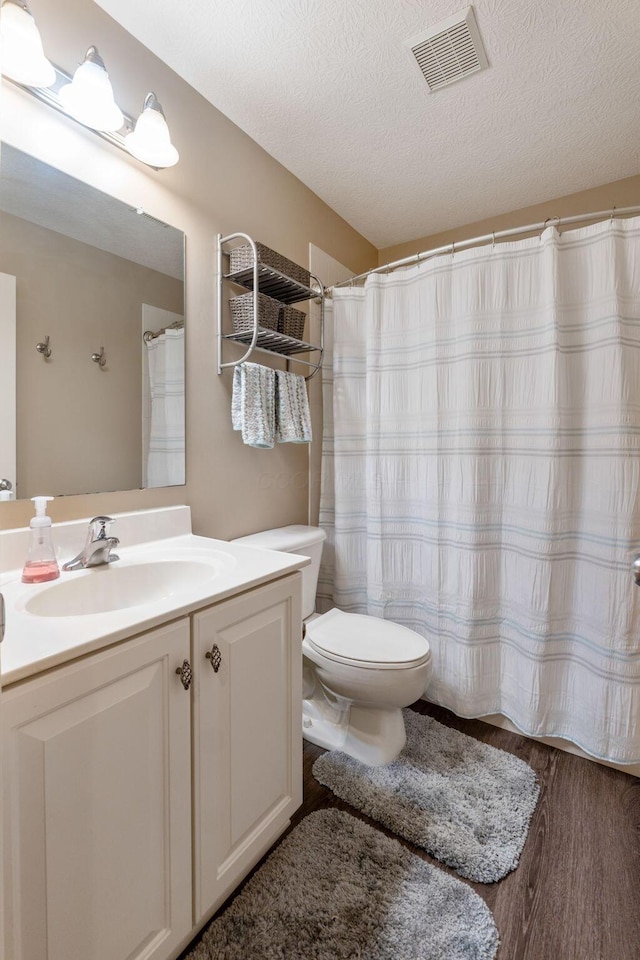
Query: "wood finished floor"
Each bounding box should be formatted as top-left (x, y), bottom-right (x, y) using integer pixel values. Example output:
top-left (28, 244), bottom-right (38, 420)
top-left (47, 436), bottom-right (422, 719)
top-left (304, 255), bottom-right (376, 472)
top-left (183, 700), bottom-right (640, 960)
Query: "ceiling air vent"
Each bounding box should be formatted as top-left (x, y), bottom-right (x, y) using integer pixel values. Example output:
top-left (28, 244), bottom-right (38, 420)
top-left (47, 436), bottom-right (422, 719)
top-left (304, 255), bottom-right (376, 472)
top-left (407, 6), bottom-right (488, 93)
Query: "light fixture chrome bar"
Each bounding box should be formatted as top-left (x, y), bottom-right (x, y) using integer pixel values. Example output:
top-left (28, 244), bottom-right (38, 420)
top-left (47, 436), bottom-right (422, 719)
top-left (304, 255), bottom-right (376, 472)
top-left (5, 65), bottom-right (134, 153)
top-left (333, 205), bottom-right (640, 290)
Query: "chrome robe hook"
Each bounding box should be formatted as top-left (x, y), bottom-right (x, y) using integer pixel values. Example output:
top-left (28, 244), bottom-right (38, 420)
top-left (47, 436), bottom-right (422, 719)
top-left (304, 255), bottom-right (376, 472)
top-left (36, 335), bottom-right (51, 359)
top-left (91, 346), bottom-right (106, 367)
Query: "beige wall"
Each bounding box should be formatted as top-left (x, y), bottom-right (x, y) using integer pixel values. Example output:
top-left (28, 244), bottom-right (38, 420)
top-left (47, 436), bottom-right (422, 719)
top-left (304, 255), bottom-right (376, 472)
top-left (0, 0), bottom-right (377, 536)
top-left (378, 172), bottom-right (640, 265)
top-left (0, 210), bottom-right (183, 500)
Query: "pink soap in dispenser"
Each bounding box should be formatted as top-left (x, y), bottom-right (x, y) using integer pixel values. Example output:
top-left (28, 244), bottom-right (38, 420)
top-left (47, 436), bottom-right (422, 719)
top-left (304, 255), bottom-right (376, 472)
top-left (21, 496), bottom-right (60, 583)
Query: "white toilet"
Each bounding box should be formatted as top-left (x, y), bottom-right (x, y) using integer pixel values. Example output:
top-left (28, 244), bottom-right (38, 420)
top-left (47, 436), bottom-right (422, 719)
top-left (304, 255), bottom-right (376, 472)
top-left (232, 525), bottom-right (432, 766)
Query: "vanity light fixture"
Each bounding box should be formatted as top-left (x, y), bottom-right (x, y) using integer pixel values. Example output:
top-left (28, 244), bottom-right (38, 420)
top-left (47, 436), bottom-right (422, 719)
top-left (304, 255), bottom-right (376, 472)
top-left (58, 46), bottom-right (123, 133)
top-left (0, 22), bottom-right (179, 168)
top-left (125, 93), bottom-right (179, 168)
top-left (0, 0), bottom-right (55, 88)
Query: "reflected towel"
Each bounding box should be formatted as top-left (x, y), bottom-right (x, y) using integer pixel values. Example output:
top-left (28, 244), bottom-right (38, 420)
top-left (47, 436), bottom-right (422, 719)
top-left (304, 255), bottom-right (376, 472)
top-left (232, 362), bottom-right (276, 448)
top-left (275, 370), bottom-right (312, 443)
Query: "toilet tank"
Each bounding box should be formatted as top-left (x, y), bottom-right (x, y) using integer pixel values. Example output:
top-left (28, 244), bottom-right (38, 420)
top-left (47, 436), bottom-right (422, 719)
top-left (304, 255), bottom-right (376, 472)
top-left (232, 525), bottom-right (326, 620)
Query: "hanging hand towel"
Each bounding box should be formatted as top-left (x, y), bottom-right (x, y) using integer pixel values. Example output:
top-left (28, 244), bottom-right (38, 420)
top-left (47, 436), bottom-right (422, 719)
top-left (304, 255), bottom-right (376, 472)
top-left (231, 362), bottom-right (276, 448)
top-left (275, 369), bottom-right (312, 443)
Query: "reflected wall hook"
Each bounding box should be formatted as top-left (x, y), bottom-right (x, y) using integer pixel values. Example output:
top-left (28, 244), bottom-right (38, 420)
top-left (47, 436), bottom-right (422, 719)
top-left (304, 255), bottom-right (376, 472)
top-left (36, 335), bottom-right (51, 359)
top-left (91, 346), bottom-right (106, 367)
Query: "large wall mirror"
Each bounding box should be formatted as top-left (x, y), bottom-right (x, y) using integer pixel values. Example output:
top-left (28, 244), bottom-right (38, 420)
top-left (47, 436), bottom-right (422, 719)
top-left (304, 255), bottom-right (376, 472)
top-left (0, 144), bottom-right (185, 502)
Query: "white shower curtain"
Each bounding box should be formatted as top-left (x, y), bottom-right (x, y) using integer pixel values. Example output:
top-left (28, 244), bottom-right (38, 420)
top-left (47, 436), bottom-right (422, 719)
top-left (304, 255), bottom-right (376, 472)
top-left (319, 217), bottom-right (640, 764)
top-left (145, 327), bottom-right (185, 487)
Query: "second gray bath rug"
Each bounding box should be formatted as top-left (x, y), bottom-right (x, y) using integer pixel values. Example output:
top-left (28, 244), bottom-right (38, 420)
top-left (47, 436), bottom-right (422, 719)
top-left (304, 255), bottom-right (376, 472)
top-left (186, 809), bottom-right (498, 960)
top-left (312, 709), bottom-right (540, 883)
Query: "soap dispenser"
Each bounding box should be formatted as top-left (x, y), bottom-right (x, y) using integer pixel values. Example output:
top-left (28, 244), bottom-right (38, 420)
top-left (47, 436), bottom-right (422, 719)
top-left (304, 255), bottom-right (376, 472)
top-left (21, 496), bottom-right (60, 583)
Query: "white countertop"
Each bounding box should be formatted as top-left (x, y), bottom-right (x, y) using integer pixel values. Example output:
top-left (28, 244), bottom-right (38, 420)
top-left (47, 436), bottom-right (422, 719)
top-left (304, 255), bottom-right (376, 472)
top-left (1, 510), bottom-right (309, 686)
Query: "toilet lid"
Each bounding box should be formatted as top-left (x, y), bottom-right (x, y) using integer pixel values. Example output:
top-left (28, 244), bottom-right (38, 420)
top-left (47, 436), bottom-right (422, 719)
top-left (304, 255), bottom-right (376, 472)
top-left (305, 608), bottom-right (430, 667)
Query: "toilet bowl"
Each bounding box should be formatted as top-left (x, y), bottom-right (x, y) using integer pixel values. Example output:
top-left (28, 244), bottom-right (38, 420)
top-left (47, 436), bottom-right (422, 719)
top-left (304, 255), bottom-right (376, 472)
top-left (232, 525), bottom-right (432, 766)
top-left (302, 607), bottom-right (431, 764)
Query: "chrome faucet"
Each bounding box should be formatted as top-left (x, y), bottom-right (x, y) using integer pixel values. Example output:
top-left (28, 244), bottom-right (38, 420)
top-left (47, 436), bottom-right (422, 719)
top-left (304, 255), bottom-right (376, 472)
top-left (62, 516), bottom-right (120, 571)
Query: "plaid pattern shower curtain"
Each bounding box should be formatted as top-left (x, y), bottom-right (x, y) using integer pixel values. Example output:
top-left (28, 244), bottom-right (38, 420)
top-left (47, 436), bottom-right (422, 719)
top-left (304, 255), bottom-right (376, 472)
top-left (319, 217), bottom-right (640, 763)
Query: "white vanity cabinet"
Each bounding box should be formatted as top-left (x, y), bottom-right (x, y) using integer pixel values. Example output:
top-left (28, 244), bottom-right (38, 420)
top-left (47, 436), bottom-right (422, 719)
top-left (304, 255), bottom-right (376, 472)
top-left (2, 569), bottom-right (303, 960)
top-left (2, 618), bottom-right (193, 960)
top-left (192, 573), bottom-right (302, 923)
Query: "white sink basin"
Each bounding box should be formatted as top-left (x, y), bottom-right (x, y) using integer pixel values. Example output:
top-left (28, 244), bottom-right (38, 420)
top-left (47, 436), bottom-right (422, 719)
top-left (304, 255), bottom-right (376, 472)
top-left (1, 512), bottom-right (311, 686)
top-left (24, 559), bottom-right (224, 618)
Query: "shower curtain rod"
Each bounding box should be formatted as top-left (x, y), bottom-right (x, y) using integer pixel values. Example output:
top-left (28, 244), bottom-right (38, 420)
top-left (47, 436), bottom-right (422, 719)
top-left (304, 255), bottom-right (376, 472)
top-left (332, 205), bottom-right (640, 290)
top-left (142, 319), bottom-right (185, 343)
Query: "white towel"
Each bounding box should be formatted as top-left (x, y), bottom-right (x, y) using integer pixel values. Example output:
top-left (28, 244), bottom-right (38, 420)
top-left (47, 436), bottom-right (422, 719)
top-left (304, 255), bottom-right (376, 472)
top-left (275, 370), bottom-right (312, 443)
top-left (232, 362), bottom-right (276, 448)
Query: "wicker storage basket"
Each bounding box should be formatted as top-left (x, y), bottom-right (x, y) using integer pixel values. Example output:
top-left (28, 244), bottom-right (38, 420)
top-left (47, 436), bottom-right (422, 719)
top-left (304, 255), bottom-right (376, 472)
top-left (229, 291), bottom-right (279, 333)
top-left (230, 242), bottom-right (310, 288)
top-left (279, 305), bottom-right (306, 340)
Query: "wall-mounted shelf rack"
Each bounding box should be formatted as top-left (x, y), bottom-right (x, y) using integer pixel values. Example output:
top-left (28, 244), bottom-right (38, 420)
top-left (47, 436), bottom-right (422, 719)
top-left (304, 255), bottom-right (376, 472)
top-left (217, 233), bottom-right (324, 380)
top-left (226, 263), bottom-right (319, 304)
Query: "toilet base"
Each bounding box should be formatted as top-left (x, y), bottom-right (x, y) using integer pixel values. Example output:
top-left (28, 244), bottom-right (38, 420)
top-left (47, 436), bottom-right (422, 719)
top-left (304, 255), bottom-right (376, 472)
top-left (344, 705), bottom-right (407, 765)
top-left (302, 696), bottom-right (407, 766)
top-left (302, 689), bottom-right (350, 753)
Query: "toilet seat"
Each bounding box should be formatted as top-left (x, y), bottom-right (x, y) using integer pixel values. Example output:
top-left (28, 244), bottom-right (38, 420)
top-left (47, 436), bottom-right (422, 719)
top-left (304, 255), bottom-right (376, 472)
top-left (305, 608), bottom-right (430, 670)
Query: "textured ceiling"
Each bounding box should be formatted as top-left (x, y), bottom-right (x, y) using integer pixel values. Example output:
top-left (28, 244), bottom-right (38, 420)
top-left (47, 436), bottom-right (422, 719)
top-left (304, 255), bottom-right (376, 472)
top-left (94, 0), bottom-right (640, 248)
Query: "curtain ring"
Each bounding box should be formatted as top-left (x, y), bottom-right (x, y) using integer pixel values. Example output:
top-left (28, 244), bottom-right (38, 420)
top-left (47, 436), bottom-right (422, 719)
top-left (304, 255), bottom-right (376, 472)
top-left (491, 231), bottom-right (496, 250)
top-left (540, 217), bottom-right (551, 241)
top-left (450, 241), bottom-right (455, 258)
top-left (610, 205), bottom-right (616, 223)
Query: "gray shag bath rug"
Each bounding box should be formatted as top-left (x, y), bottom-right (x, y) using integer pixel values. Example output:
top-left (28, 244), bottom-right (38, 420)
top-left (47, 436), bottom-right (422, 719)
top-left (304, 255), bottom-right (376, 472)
top-left (313, 709), bottom-right (540, 884)
top-left (187, 809), bottom-right (498, 960)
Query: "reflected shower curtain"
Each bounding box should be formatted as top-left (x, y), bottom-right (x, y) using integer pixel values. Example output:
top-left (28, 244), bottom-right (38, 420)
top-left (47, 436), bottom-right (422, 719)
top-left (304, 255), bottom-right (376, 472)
top-left (145, 327), bottom-right (185, 487)
top-left (319, 218), bottom-right (640, 763)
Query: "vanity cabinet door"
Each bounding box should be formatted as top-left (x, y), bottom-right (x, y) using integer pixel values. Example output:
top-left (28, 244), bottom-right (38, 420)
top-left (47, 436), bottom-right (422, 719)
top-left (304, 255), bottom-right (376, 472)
top-left (2, 619), bottom-right (192, 960)
top-left (192, 573), bottom-right (303, 923)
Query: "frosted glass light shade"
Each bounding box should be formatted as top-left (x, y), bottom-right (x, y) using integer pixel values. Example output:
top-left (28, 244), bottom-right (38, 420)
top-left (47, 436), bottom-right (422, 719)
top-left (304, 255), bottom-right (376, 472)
top-left (125, 93), bottom-right (179, 168)
top-left (0, 0), bottom-right (55, 87)
top-left (58, 46), bottom-right (123, 132)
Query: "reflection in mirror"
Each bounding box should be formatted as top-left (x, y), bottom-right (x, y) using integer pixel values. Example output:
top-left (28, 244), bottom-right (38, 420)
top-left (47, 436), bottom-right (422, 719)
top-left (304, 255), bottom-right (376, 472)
top-left (0, 144), bottom-right (185, 501)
